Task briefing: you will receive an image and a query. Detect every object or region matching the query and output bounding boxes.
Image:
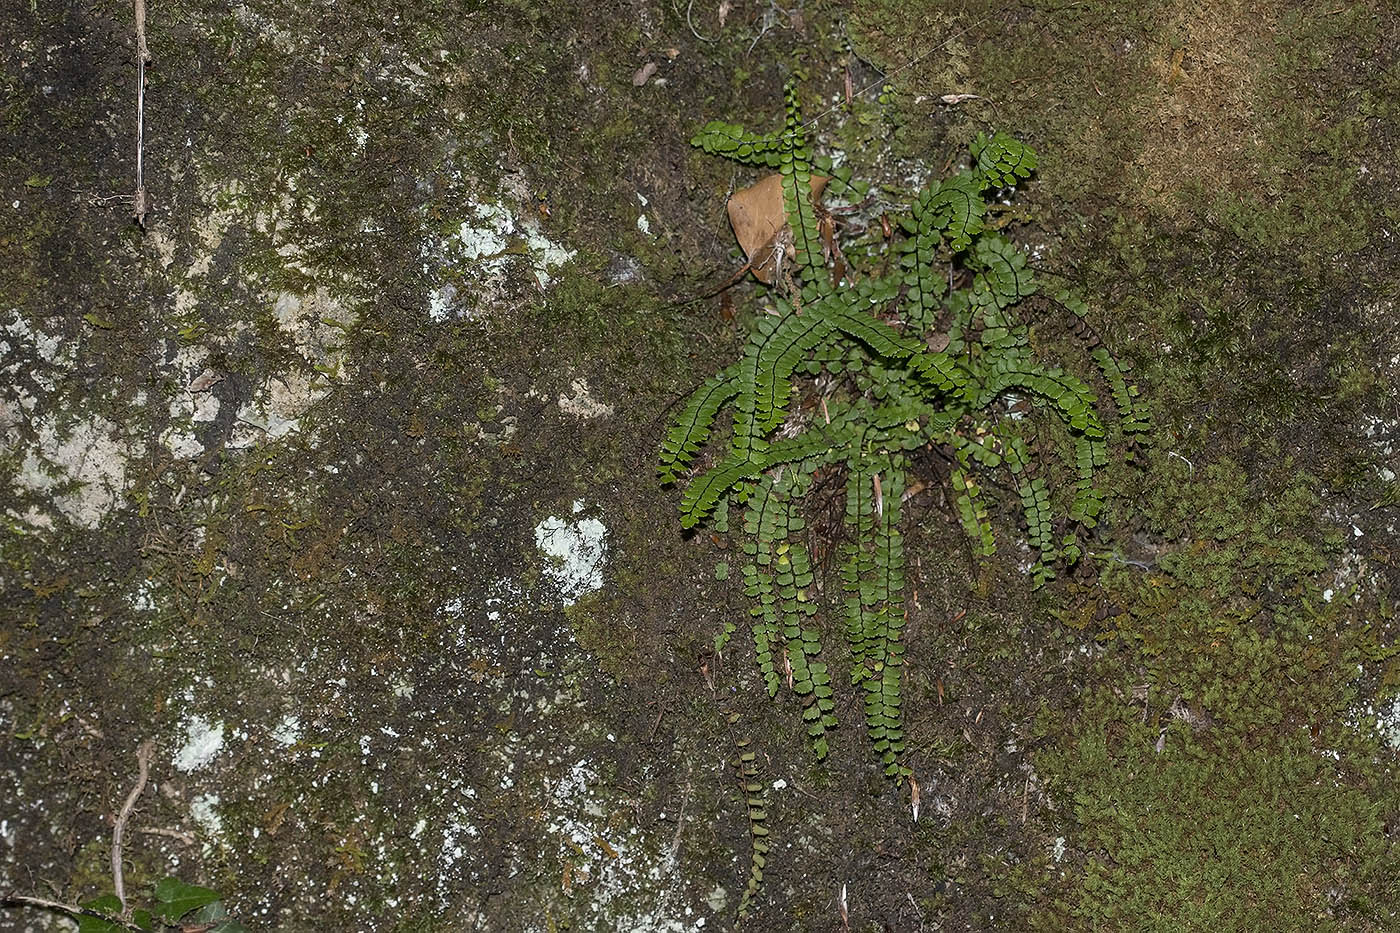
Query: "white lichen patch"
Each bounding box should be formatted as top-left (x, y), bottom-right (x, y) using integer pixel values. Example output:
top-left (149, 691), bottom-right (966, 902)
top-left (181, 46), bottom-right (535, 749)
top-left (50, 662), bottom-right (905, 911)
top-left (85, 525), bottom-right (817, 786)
top-left (1361, 413), bottom-right (1398, 483)
top-left (174, 714), bottom-right (226, 772)
top-left (190, 793), bottom-right (224, 840)
top-left (145, 179), bottom-right (247, 316)
top-left (228, 370), bottom-right (330, 448)
top-left (455, 203), bottom-right (575, 288)
top-left (636, 192), bottom-right (654, 237)
top-left (160, 344), bottom-right (220, 460)
top-left (1374, 696), bottom-right (1400, 750)
top-left (143, 175), bottom-right (357, 459)
top-left (2, 316), bottom-right (136, 529)
top-left (541, 758), bottom-right (708, 932)
top-left (14, 414), bottom-right (134, 529)
top-left (558, 378), bottom-right (614, 420)
top-left (534, 501), bottom-right (608, 606)
top-left (426, 283), bottom-right (459, 323)
top-left (271, 714), bottom-right (302, 747)
top-left (270, 287), bottom-right (355, 378)
top-left (1, 315), bottom-right (71, 373)
top-left (218, 287), bottom-right (355, 449)
top-left (423, 178), bottom-right (576, 320)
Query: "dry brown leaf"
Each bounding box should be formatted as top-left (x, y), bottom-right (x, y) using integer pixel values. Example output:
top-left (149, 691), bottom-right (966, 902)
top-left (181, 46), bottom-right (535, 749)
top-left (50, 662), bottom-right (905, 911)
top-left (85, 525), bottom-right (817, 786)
top-left (725, 173), bottom-right (826, 283)
top-left (1168, 47), bottom-right (1186, 86)
top-left (717, 0), bottom-right (732, 27)
top-left (632, 61), bottom-right (657, 86)
top-left (189, 368), bottom-right (223, 392)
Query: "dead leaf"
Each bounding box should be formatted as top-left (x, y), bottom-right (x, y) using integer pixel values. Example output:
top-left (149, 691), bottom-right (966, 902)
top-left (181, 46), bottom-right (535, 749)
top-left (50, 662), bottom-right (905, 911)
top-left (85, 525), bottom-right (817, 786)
top-left (1168, 47), bottom-right (1185, 86)
top-left (632, 62), bottom-right (657, 86)
top-left (725, 173), bottom-right (827, 283)
top-left (718, 0), bottom-right (732, 26)
top-left (938, 93), bottom-right (982, 105)
top-left (189, 368), bottom-right (223, 392)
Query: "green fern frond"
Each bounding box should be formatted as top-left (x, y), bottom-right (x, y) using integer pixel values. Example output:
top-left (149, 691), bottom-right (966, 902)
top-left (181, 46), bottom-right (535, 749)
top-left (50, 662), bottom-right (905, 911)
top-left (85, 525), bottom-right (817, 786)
top-left (777, 80), bottom-right (827, 294)
top-left (971, 233), bottom-right (1036, 308)
top-left (679, 420), bottom-right (856, 529)
top-left (918, 172), bottom-right (987, 251)
top-left (733, 738), bottom-right (768, 920)
top-left (1091, 346), bottom-right (1153, 439)
top-left (659, 368), bottom-right (740, 483)
top-left (971, 130), bottom-right (1038, 188)
top-left (751, 299), bottom-right (838, 431)
top-left (812, 153), bottom-right (869, 201)
top-left (691, 121), bottom-right (787, 168)
top-left (951, 467), bottom-right (996, 556)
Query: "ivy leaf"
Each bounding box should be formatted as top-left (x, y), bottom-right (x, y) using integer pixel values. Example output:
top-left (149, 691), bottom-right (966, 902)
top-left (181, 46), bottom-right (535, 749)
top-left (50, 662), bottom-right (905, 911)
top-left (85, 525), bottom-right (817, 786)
top-left (77, 896), bottom-right (124, 933)
top-left (152, 877), bottom-right (222, 922)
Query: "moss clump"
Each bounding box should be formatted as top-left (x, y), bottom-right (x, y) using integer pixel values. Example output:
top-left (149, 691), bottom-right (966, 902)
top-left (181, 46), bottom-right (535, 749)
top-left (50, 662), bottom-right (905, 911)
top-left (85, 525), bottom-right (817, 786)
top-left (1028, 461), bottom-right (1400, 928)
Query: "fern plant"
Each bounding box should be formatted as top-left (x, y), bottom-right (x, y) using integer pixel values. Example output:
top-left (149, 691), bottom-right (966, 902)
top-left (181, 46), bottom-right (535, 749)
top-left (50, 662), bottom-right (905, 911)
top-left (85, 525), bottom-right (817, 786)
top-left (663, 80), bottom-right (1149, 778)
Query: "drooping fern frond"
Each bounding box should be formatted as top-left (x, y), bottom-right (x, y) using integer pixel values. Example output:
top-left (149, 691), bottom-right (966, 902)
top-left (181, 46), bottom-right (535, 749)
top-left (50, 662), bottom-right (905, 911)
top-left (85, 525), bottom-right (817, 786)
top-left (841, 455), bottom-right (910, 776)
top-left (659, 368), bottom-right (740, 484)
top-left (663, 85), bottom-right (1150, 804)
top-left (732, 734), bottom-right (768, 921)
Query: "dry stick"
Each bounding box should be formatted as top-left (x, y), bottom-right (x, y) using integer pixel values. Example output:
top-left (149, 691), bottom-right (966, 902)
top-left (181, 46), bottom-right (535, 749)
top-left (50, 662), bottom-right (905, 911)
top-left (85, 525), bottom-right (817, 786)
top-left (137, 825), bottom-right (198, 845)
top-left (112, 738), bottom-right (157, 917)
top-left (0, 893), bottom-right (147, 932)
top-left (0, 737), bottom-right (158, 930)
top-left (133, 0), bottom-right (150, 227)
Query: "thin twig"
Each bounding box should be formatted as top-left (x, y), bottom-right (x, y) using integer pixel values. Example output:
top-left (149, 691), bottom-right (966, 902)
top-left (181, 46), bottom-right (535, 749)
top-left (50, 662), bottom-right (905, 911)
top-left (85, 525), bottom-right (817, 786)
top-left (137, 825), bottom-right (198, 845)
top-left (112, 738), bottom-right (156, 916)
top-left (906, 891), bottom-right (925, 930)
top-left (1166, 450), bottom-right (1194, 479)
top-left (667, 775), bottom-right (691, 865)
top-left (133, 0), bottom-right (150, 226)
top-left (685, 0), bottom-right (717, 43)
top-left (0, 893), bottom-right (147, 932)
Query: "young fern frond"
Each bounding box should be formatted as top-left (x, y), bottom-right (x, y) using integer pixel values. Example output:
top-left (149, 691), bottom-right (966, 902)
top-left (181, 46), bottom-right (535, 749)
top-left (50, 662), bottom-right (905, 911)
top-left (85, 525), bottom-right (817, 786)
top-left (733, 736), bottom-right (768, 920)
top-left (971, 131), bottom-right (1038, 188)
top-left (777, 80), bottom-right (828, 297)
